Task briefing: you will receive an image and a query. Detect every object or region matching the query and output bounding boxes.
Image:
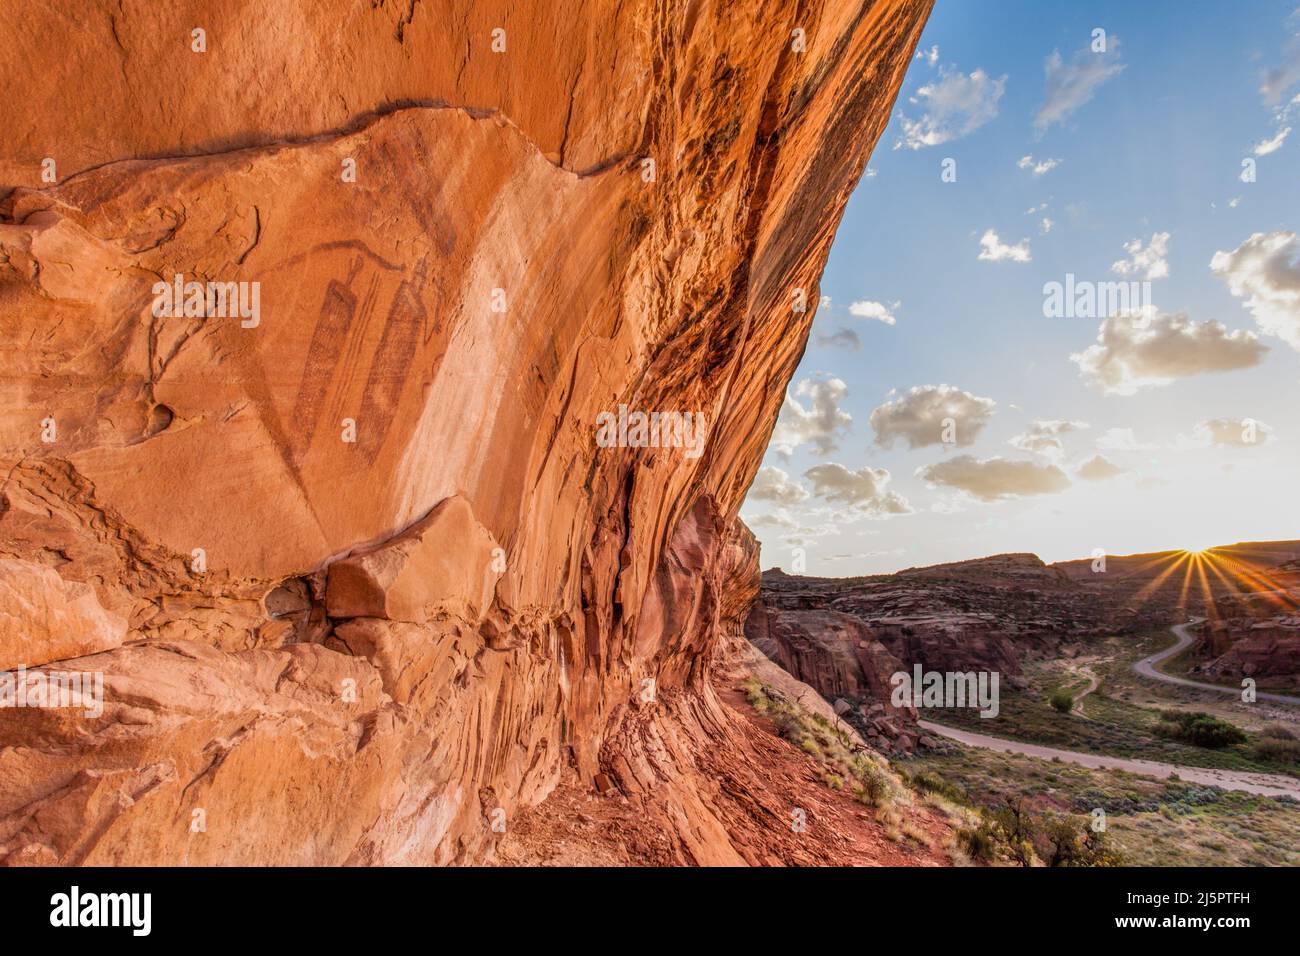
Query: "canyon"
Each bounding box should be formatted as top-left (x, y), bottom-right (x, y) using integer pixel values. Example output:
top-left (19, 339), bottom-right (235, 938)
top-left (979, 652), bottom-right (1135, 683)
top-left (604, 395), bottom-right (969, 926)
top-left (748, 543), bottom-right (1300, 748)
top-left (0, 0), bottom-right (934, 865)
top-left (1192, 562), bottom-right (1300, 689)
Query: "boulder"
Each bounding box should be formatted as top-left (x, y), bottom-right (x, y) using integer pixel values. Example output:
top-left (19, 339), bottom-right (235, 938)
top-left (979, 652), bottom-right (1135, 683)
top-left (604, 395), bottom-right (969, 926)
top-left (325, 497), bottom-right (501, 624)
top-left (0, 559), bottom-right (127, 670)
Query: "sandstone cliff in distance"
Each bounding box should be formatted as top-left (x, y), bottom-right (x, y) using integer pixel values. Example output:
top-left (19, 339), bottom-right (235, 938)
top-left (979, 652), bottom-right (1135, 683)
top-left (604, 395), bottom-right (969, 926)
top-left (0, 0), bottom-right (933, 865)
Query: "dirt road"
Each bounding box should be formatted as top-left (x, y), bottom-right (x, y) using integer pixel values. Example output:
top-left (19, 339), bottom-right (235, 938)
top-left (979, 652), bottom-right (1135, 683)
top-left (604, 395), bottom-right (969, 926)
top-left (1135, 621), bottom-right (1300, 706)
top-left (919, 720), bottom-right (1300, 798)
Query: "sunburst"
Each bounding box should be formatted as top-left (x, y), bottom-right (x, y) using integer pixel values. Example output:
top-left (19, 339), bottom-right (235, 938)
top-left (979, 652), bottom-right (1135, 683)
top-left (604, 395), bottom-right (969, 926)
top-left (1119, 546), bottom-right (1300, 616)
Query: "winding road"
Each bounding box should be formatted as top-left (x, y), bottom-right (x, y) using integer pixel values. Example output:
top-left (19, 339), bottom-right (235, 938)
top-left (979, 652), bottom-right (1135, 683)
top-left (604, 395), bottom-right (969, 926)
top-left (1134, 620), bottom-right (1300, 706)
top-left (917, 621), bottom-right (1300, 799)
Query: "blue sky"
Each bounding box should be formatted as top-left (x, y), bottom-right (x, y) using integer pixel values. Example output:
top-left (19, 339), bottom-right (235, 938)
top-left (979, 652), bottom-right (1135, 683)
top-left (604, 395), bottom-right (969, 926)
top-left (742, 0), bottom-right (1300, 575)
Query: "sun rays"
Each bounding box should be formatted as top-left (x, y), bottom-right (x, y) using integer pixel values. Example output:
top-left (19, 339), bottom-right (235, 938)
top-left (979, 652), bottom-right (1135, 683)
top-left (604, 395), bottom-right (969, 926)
top-left (1122, 546), bottom-right (1300, 618)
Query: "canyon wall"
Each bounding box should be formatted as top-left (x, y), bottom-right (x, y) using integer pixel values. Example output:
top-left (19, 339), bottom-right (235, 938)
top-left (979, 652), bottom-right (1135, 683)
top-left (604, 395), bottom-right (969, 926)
top-left (0, 0), bottom-right (930, 864)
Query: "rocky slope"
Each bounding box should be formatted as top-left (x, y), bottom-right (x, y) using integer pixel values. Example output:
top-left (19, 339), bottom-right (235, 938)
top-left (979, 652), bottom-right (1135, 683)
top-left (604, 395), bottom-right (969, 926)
top-left (1191, 580), bottom-right (1300, 689)
top-left (0, 0), bottom-right (931, 864)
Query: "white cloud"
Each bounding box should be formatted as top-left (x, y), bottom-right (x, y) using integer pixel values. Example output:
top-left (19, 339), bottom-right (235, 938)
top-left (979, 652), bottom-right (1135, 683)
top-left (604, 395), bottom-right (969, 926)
top-left (1254, 126), bottom-right (1291, 155)
top-left (1018, 154), bottom-right (1061, 175)
top-left (747, 465), bottom-right (810, 505)
top-left (870, 384), bottom-right (996, 449)
top-left (917, 455), bottom-right (1071, 502)
top-left (848, 299), bottom-right (899, 325)
top-left (1210, 231), bottom-right (1300, 351)
top-left (1040, 217), bottom-right (1055, 235)
top-left (743, 510), bottom-right (796, 531)
top-left (803, 463), bottom-right (912, 517)
top-left (742, 508), bottom-right (840, 546)
top-left (1193, 418), bottom-right (1274, 447)
top-left (1008, 419), bottom-right (1089, 458)
top-left (1095, 427), bottom-right (1158, 452)
top-left (1077, 454), bottom-right (1125, 481)
top-left (1111, 232), bottom-right (1171, 280)
top-left (977, 229), bottom-right (1032, 263)
top-left (1261, 31), bottom-right (1300, 105)
top-left (1071, 311), bottom-right (1268, 395)
top-left (915, 44), bottom-right (940, 66)
top-left (896, 68), bottom-right (1007, 150)
top-left (1035, 38), bottom-right (1126, 131)
top-left (770, 377), bottom-right (852, 456)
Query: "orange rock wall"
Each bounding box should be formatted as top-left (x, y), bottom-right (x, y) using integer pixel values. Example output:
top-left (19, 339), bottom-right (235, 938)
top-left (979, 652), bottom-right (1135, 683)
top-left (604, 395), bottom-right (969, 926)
top-left (0, 0), bottom-right (930, 864)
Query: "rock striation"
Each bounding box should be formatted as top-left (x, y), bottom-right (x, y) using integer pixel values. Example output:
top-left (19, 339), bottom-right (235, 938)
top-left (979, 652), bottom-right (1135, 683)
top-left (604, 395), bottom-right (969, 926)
top-left (0, 0), bottom-right (931, 864)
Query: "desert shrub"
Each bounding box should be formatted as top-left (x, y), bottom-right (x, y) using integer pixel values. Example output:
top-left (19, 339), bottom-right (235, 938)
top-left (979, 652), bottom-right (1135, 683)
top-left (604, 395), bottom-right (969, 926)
top-left (906, 770), bottom-right (971, 806)
top-left (1157, 710), bottom-right (1246, 748)
top-left (989, 797), bottom-right (1037, 866)
top-left (1253, 737), bottom-right (1300, 764)
top-left (1036, 814), bottom-right (1122, 867)
top-left (852, 764), bottom-right (892, 807)
top-left (1049, 691), bottom-right (1074, 713)
top-left (955, 798), bottom-right (1125, 867)
top-left (956, 821), bottom-right (998, 863)
top-left (1262, 723), bottom-right (1297, 740)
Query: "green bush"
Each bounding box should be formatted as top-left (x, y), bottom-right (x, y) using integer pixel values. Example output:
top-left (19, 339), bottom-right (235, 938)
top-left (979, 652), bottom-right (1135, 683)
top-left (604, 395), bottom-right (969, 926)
top-left (1037, 814), bottom-right (1122, 867)
top-left (852, 764), bottom-right (892, 807)
top-left (954, 797), bottom-right (1126, 867)
top-left (1049, 691), bottom-right (1074, 714)
top-left (1156, 710), bottom-right (1246, 748)
top-left (989, 797), bottom-right (1037, 866)
top-left (906, 770), bottom-right (971, 806)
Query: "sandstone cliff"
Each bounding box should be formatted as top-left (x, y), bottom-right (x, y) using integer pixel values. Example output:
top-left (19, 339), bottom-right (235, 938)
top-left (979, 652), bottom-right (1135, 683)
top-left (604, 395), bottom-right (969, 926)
top-left (0, 0), bottom-right (931, 864)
